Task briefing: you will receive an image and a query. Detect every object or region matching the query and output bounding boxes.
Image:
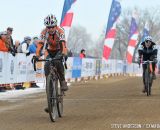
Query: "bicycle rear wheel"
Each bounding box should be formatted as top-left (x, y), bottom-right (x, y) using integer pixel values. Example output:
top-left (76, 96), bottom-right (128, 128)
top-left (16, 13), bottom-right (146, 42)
top-left (46, 74), bottom-right (58, 122)
top-left (56, 80), bottom-right (63, 117)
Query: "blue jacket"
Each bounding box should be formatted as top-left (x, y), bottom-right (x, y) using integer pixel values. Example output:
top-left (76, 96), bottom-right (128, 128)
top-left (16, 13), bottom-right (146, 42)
top-left (29, 43), bottom-right (37, 54)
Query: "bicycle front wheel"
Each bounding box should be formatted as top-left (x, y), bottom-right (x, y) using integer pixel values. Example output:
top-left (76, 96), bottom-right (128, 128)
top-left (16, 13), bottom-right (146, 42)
top-left (56, 80), bottom-right (63, 117)
top-left (144, 69), bottom-right (149, 96)
top-left (46, 74), bottom-right (58, 122)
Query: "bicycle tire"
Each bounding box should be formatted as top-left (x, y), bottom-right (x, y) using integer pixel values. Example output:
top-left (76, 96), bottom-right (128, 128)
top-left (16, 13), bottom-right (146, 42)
top-left (46, 74), bottom-right (58, 122)
top-left (149, 73), bottom-right (153, 95)
top-left (56, 80), bottom-right (63, 117)
top-left (144, 69), bottom-right (149, 96)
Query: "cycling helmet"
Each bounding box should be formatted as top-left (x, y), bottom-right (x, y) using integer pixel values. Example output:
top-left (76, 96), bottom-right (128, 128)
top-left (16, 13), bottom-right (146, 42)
top-left (144, 36), bottom-right (152, 42)
top-left (44, 14), bottom-right (57, 27)
top-left (24, 36), bottom-right (31, 41)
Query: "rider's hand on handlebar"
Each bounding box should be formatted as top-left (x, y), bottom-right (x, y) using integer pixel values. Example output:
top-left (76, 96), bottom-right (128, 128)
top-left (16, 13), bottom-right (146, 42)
top-left (31, 56), bottom-right (39, 63)
top-left (153, 58), bottom-right (157, 63)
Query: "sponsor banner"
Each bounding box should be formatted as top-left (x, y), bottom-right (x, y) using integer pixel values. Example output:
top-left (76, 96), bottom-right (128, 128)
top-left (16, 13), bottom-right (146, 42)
top-left (110, 59), bottom-right (116, 73)
top-left (35, 59), bottom-right (45, 82)
top-left (133, 63), bottom-right (142, 74)
top-left (72, 57), bottom-right (82, 78)
top-left (81, 58), bottom-right (96, 77)
top-left (116, 60), bottom-right (123, 73)
top-left (0, 52), bottom-right (7, 84)
top-left (101, 59), bottom-right (108, 74)
top-left (127, 63), bottom-right (135, 73)
top-left (95, 59), bottom-right (101, 75)
top-left (5, 53), bottom-right (17, 83)
top-left (65, 57), bottom-right (73, 79)
top-left (0, 51), bottom-right (145, 85)
top-left (26, 54), bottom-right (36, 82)
top-left (16, 53), bottom-right (27, 82)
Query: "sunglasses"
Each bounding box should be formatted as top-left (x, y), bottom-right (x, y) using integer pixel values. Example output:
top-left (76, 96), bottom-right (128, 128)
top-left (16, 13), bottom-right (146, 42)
top-left (145, 40), bottom-right (151, 43)
top-left (47, 26), bottom-right (56, 29)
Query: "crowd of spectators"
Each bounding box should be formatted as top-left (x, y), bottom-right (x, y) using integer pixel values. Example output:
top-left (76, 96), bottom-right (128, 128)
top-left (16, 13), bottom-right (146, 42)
top-left (0, 27), bottom-right (40, 92)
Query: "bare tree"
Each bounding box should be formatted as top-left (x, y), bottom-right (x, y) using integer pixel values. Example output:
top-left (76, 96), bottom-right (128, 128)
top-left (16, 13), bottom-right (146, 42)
top-left (67, 7), bottom-right (160, 59)
top-left (110, 7), bottom-right (160, 60)
top-left (67, 25), bottom-right (94, 56)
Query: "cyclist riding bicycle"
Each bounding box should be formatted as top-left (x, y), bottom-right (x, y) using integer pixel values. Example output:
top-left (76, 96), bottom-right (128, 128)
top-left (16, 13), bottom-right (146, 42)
top-left (36, 14), bottom-right (68, 91)
top-left (34, 14), bottom-right (68, 91)
top-left (33, 14), bottom-right (68, 112)
top-left (138, 36), bottom-right (158, 93)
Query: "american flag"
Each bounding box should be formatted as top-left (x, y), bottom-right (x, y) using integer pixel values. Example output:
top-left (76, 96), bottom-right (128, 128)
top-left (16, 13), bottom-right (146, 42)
top-left (103, 0), bottom-right (121, 60)
top-left (60, 0), bottom-right (77, 39)
top-left (60, 0), bottom-right (76, 27)
top-left (126, 17), bottom-right (139, 64)
top-left (141, 22), bottom-right (149, 42)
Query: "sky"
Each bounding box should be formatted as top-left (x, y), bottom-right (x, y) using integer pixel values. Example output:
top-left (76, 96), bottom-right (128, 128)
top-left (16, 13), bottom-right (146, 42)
top-left (0, 0), bottom-right (160, 42)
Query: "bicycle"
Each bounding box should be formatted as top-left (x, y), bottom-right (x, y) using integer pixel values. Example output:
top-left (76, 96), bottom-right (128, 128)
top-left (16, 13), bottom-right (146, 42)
top-left (33, 56), bottom-right (67, 122)
top-left (142, 60), bottom-right (155, 96)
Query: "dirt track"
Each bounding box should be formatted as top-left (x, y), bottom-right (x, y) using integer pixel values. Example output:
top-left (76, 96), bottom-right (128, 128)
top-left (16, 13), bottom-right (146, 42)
top-left (0, 76), bottom-right (160, 130)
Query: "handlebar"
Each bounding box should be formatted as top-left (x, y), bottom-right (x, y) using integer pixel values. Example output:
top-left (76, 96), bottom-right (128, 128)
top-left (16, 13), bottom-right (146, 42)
top-left (137, 60), bottom-right (155, 68)
top-left (32, 57), bottom-right (67, 71)
top-left (142, 60), bottom-right (155, 64)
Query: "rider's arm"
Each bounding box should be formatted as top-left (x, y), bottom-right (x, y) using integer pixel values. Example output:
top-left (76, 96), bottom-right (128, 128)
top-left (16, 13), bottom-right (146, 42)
top-left (152, 42), bottom-right (158, 56)
top-left (36, 42), bottom-right (43, 57)
top-left (36, 28), bottom-right (48, 57)
top-left (59, 40), bottom-right (68, 55)
top-left (58, 27), bottom-right (68, 55)
top-left (138, 42), bottom-right (144, 57)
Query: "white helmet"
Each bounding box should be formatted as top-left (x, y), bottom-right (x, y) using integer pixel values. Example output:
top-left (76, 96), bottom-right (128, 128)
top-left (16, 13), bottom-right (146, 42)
top-left (24, 36), bottom-right (31, 41)
top-left (144, 36), bottom-right (152, 42)
top-left (44, 14), bottom-right (57, 27)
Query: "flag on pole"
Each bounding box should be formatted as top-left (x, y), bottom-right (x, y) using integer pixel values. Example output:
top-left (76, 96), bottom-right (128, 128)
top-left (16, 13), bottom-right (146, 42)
top-left (60, 0), bottom-right (77, 39)
top-left (103, 0), bottom-right (121, 60)
top-left (141, 22), bottom-right (149, 42)
top-left (126, 17), bottom-right (139, 64)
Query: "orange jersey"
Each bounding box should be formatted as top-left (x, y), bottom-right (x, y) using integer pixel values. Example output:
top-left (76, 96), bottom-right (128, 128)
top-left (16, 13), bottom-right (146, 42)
top-left (36, 26), bottom-right (68, 57)
top-left (0, 39), bottom-right (9, 52)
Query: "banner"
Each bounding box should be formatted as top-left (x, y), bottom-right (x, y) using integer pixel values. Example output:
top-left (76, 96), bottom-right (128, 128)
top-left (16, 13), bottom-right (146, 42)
top-left (126, 12), bottom-right (139, 64)
top-left (60, 0), bottom-right (77, 39)
top-left (16, 54), bottom-right (27, 83)
top-left (0, 52), bottom-right (146, 85)
top-left (72, 57), bottom-right (82, 78)
top-left (5, 53), bottom-right (17, 83)
top-left (26, 55), bottom-right (36, 82)
top-left (81, 58), bottom-right (96, 77)
top-left (103, 0), bottom-right (121, 60)
top-left (65, 57), bottom-right (73, 79)
top-left (0, 52), bottom-right (7, 84)
top-left (95, 59), bottom-right (101, 75)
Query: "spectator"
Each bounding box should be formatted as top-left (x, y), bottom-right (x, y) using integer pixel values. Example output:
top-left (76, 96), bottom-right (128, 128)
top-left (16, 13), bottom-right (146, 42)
top-left (18, 36), bottom-right (31, 56)
top-left (6, 27), bottom-right (15, 54)
top-left (29, 36), bottom-right (38, 54)
top-left (0, 31), bottom-right (9, 52)
top-left (0, 31), bottom-right (9, 92)
top-left (79, 49), bottom-right (86, 59)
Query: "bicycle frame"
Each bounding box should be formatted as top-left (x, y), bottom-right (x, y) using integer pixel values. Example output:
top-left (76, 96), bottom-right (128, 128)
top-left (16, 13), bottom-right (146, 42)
top-left (33, 57), bottom-right (67, 122)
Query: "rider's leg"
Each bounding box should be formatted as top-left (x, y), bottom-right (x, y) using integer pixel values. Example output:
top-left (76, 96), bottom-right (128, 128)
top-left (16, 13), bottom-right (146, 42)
top-left (55, 60), bottom-right (68, 91)
top-left (150, 52), bottom-right (157, 79)
top-left (152, 62), bottom-right (156, 79)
